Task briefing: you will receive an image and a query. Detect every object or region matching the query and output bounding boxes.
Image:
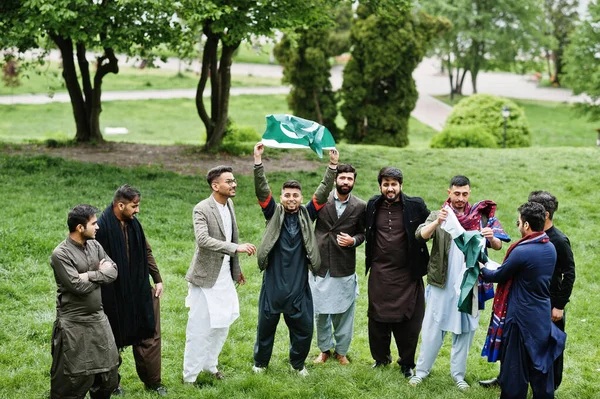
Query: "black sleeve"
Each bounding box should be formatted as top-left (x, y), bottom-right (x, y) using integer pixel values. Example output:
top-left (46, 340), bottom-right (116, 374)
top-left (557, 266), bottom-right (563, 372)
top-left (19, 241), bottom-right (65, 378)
top-left (550, 235), bottom-right (576, 309)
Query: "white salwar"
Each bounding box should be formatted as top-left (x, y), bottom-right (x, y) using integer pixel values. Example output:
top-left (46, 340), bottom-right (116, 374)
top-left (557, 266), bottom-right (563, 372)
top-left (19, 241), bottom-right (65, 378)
top-left (182, 198), bottom-right (240, 382)
top-left (414, 206), bottom-right (480, 382)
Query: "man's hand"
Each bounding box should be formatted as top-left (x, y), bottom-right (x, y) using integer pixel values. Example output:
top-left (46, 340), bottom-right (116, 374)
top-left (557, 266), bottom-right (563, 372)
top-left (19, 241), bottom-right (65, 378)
top-left (480, 227), bottom-right (495, 239)
top-left (436, 208), bottom-right (449, 225)
top-left (78, 272), bottom-right (90, 282)
top-left (337, 232), bottom-right (354, 247)
top-left (237, 272), bottom-right (246, 286)
top-left (154, 282), bottom-right (164, 298)
top-left (237, 243), bottom-right (257, 256)
top-left (254, 142), bottom-right (264, 164)
top-left (329, 148), bottom-right (339, 167)
top-left (551, 307), bottom-right (564, 322)
top-left (481, 227), bottom-right (502, 250)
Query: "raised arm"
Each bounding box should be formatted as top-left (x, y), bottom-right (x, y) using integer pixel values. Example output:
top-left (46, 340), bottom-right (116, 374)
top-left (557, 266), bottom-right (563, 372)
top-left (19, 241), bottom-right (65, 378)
top-left (254, 142), bottom-right (276, 219)
top-left (307, 149), bottom-right (338, 219)
top-left (416, 209), bottom-right (444, 242)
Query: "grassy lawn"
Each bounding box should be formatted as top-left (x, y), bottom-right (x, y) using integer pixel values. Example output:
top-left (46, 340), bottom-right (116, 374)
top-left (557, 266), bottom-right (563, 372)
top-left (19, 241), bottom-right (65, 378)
top-left (233, 41), bottom-right (275, 64)
top-left (0, 95), bottom-right (435, 147)
top-left (434, 95), bottom-right (599, 147)
top-left (1, 145), bottom-right (598, 398)
top-left (0, 63), bottom-right (282, 96)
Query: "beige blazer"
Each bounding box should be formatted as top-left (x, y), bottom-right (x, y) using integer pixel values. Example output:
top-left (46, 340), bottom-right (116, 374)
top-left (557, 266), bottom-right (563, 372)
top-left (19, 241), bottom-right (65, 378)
top-left (185, 195), bottom-right (241, 288)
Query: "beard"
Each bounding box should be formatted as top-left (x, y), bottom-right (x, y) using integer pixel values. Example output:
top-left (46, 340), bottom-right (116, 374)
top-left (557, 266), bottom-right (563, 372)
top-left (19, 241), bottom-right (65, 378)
top-left (383, 191), bottom-right (400, 203)
top-left (336, 185), bottom-right (353, 196)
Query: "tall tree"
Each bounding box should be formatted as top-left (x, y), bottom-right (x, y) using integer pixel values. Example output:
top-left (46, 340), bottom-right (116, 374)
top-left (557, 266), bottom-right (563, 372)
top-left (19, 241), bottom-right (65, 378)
top-left (543, 0), bottom-right (579, 86)
top-left (420, 0), bottom-right (549, 95)
top-left (273, 1), bottom-right (352, 138)
top-left (340, 4), bottom-right (450, 147)
top-left (564, 0), bottom-right (600, 121)
top-left (0, 0), bottom-right (175, 143)
top-left (176, 1), bottom-right (328, 151)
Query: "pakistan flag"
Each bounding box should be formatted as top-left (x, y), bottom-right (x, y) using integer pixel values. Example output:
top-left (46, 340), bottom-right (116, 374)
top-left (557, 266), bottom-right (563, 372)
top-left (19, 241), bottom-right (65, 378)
top-left (261, 114), bottom-right (336, 158)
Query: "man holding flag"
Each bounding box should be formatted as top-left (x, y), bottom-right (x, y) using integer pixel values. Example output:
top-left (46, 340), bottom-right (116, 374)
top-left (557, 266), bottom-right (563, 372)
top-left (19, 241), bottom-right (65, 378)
top-left (410, 175), bottom-right (509, 390)
top-left (251, 141), bottom-right (338, 376)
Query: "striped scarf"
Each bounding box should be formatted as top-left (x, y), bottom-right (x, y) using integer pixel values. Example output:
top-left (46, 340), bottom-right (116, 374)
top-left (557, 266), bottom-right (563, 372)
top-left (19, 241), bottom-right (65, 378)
top-left (481, 231), bottom-right (549, 362)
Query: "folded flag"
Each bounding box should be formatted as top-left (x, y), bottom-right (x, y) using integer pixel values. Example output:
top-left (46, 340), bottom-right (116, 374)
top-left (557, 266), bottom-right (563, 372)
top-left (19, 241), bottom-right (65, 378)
top-left (261, 114), bottom-right (336, 158)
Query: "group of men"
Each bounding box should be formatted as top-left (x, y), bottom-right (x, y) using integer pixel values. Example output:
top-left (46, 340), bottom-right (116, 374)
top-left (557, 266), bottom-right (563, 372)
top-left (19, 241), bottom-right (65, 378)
top-left (50, 142), bottom-right (575, 398)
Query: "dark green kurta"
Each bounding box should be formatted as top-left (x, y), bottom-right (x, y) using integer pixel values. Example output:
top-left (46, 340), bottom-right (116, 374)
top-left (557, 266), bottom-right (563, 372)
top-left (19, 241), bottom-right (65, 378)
top-left (50, 237), bottom-right (119, 376)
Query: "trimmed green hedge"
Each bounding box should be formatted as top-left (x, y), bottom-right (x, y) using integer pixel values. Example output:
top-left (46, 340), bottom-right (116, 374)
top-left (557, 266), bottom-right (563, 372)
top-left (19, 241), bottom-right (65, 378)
top-left (443, 94), bottom-right (531, 147)
top-left (220, 123), bottom-right (262, 156)
top-left (430, 125), bottom-right (498, 148)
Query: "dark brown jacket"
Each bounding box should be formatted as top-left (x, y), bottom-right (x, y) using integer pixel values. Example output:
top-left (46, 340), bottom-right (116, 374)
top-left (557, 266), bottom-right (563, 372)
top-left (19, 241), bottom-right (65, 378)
top-left (314, 192), bottom-right (367, 277)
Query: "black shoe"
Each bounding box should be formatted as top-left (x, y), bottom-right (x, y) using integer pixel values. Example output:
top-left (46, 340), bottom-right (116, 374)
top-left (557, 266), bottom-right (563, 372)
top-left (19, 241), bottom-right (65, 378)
top-left (400, 365), bottom-right (414, 378)
top-left (372, 360), bottom-right (391, 368)
top-left (145, 385), bottom-right (167, 396)
top-left (112, 384), bottom-right (124, 396)
top-left (479, 377), bottom-right (499, 388)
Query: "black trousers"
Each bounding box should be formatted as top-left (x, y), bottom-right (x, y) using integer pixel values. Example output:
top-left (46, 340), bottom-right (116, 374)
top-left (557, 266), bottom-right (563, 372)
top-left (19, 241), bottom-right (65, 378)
top-left (254, 305), bottom-right (314, 370)
top-left (368, 302), bottom-right (425, 369)
top-left (553, 313), bottom-right (565, 390)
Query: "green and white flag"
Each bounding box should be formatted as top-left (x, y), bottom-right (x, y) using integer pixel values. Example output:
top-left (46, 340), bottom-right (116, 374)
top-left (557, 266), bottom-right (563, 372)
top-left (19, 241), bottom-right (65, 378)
top-left (261, 114), bottom-right (336, 158)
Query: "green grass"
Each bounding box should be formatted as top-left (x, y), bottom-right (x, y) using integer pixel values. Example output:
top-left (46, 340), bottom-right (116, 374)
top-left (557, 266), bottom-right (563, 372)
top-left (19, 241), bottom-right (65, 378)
top-left (1, 145), bottom-right (599, 398)
top-left (233, 42), bottom-right (275, 64)
top-left (0, 63), bottom-right (282, 96)
top-left (0, 96), bottom-right (435, 147)
top-left (435, 95), bottom-right (599, 147)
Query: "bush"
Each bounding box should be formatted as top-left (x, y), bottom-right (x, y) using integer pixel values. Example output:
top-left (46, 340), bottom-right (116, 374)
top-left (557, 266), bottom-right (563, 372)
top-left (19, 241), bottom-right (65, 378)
top-left (444, 94), bottom-right (531, 147)
top-left (430, 125), bottom-right (498, 148)
top-left (219, 123), bottom-right (262, 156)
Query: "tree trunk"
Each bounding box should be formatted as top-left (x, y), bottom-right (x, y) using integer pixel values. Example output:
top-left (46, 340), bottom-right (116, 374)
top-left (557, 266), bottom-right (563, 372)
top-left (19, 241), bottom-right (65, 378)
top-left (90, 48), bottom-right (119, 143)
top-left (553, 48), bottom-right (564, 86)
top-left (456, 68), bottom-right (468, 95)
top-left (471, 68), bottom-right (479, 94)
top-left (205, 40), bottom-right (241, 151)
top-left (196, 30), bottom-right (219, 146)
top-left (545, 49), bottom-right (554, 81)
top-left (51, 34), bottom-right (90, 142)
top-left (446, 56), bottom-right (454, 100)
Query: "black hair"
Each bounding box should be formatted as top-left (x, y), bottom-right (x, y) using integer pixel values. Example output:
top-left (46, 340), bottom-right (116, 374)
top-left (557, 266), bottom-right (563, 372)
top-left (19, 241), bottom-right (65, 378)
top-left (528, 191), bottom-right (558, 220)
top-left (67, 204), bottom-right (99, 232)
top-left (206, 165), bottom-right (233, 187)
top-left (518, 202), bottom-right (546, 232)
top-left (337, 164), bottom-right (357, 179)
top-left (282, 180), bottom-right (302, 192)
top-left (113, 184), bottom-right (141, 204)
top-left (377, 167), bottom-right (403, 185)
top-left (449, 175), bottom-right (470, 188)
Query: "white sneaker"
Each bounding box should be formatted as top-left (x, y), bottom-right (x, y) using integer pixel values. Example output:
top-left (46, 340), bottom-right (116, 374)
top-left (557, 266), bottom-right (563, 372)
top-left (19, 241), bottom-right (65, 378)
top-left (296, 367), bottom-right (309, 377)
top-left (408, 376), bottom-right (423, 386)
top-left (252, 365), bottom-right (266, 373)
top-left (456, 380), bottom-right (470, 390)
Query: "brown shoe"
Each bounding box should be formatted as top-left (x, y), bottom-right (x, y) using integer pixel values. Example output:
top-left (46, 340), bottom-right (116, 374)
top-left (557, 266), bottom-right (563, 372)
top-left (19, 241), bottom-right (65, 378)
top-left (335, 353), bottom-right (350, 365)
top-left (313, 351), bottom-right (330, 364)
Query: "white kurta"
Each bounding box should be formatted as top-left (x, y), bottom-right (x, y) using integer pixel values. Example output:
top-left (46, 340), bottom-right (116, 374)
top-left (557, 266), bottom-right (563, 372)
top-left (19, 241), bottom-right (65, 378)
top-left (182, 198), bottom-right (239, 381)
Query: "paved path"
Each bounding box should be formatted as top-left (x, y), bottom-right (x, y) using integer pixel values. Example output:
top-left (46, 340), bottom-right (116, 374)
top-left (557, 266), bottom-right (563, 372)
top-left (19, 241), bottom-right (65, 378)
top-left (0, 51), bottom-right (586, 131)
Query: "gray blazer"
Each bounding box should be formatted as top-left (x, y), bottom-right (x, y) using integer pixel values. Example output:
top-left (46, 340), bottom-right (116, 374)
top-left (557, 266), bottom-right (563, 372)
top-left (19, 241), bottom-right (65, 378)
top-left (185, 195), bottom-right (241, 288)
top-left (314, 192), bottom-right (366, 278)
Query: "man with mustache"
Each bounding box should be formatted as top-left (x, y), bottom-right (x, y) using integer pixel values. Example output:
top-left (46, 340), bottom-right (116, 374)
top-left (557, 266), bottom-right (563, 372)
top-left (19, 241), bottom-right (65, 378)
top-left (252, 142), bottom-right (338, 376)
top-left (364, 167), bottom-right (430, 378)
top-left (183, 165), bottom-right (256, 384)
top-left (409, 175), bottom-right (509, 390)
top-left (50, 204), bottom-right (119, 399)
top-left (311, 164), bottom-right (366, 365)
